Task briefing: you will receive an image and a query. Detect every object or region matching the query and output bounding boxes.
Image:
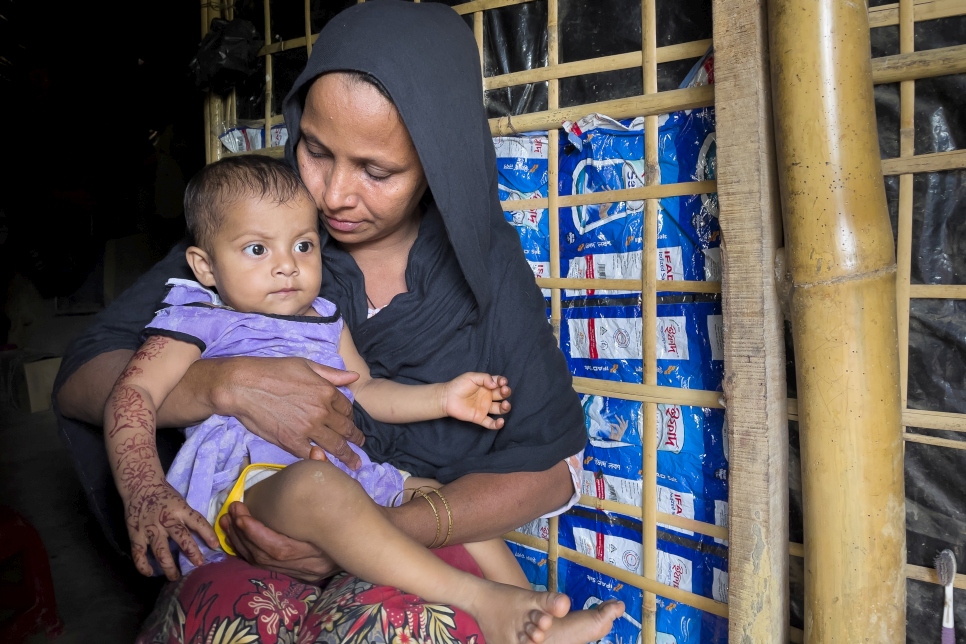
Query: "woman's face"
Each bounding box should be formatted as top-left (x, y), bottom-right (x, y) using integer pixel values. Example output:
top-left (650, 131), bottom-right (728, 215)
top-left (296, 73), bottom-right (428, 251)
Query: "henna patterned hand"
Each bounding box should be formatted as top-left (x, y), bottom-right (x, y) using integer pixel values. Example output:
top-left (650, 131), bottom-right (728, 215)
top-left (123, 481), bottom-right (220, 580)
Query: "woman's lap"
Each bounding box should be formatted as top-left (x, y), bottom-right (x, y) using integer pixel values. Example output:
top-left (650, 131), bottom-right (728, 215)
top-left (137, 546), bottom-right (486, 644)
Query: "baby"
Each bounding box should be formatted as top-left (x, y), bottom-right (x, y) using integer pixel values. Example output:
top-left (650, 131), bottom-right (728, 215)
top-left (103, 155), bottom-right (623, 644)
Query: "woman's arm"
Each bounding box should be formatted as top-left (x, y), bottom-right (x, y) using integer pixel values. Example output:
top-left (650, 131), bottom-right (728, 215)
top-left (219, 458), bottom-right (573, 582)
top-left (59, 351), bottom-right (366, 465)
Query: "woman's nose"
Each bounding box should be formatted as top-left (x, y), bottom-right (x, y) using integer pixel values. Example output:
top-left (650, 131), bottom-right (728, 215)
top-left (321, 163), bottom-right (357, 211)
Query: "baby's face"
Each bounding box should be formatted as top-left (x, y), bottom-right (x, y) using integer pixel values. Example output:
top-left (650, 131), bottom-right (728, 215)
top-left (206, 192), bottom-right (323, 316)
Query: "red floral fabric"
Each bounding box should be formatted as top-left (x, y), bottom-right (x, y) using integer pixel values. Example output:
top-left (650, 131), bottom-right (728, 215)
top-left (137, 546), bottom-right (485, 644)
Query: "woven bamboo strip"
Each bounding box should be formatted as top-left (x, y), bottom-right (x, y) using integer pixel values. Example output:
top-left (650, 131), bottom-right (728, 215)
top-left (578, 494), bottom-right (729, 540)
top-left (573, 377), bottom-right (724, 408)
top-left (489, 85), bottom-right (715, 136)
top-left (500, 179), bottom-right (717, 210)
top-left (903, 408), bottom-right (966, 431)
top-left (904, 431), bottom-right (966, 450)
top-left (871, 44), bottom-right (966, 84)
top-left (558, 546), bottom-right (730, 618)
top-left (790, 627), bottom-right (805, 644)
top-left (535, 277), bottom-right (721, 293)
top-left (483, 39), bottom-right (713, 91)
top-left (906, 562), bottom-right (966, 590)
top-left (641, 0), bottom-right (660, 639)
top-left (908, 284), bottom-right (966, 298)
top-left (881, 149), bottom-right (966, 174)
top-left (224, 146), bottom-right (287, 160)
top-left (259, 36), bottom-right (310, 57)
top-left (869, 0), bottom-right (966, 28)
top-left (789, 542), bottom-right (804, 558)
top-left (452, 0), bottom-right (534, 15)
top-left (504, 531), bottom-right (550, 552)
top-left (897, 0), bottom-right (914, 408)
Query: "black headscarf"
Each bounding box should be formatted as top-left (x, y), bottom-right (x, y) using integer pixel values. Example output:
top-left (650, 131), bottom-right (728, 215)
top-left (282, 0), bottom-right (586, 481)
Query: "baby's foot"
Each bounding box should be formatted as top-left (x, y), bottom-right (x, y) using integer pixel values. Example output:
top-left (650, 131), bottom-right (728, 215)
top-left (467, 583), bottom-right (570, 644)
top-left (541, 600), bottom-right (625, 644)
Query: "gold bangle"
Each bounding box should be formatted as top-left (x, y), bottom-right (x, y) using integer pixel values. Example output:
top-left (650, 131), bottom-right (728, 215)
top-left (414, 489), bottom-right (441, 548)
top-left (430, 488), bottom-right (453, 549)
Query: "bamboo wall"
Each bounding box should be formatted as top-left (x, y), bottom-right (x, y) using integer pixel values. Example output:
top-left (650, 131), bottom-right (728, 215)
top-left (198, 0), bottom-right (966, 642)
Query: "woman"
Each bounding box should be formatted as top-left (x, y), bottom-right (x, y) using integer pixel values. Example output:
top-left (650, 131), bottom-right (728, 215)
top-left (55, 2), bottom-right (591, 641)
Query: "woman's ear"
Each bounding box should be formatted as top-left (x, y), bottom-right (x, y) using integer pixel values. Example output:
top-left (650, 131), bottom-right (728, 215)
top-left (186, 246), bottom-right (218, 288)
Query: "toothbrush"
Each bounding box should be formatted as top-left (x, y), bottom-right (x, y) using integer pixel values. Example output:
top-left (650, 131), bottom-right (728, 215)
top-left (935, 549), bottom-right (957, 644)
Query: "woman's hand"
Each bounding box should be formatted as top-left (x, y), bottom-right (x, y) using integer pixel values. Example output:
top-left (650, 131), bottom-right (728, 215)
top-left (206, 356), bottom-right (366, 468)
top-left (442, 373), bottom-right (511, 430)
top-left (219, 448), bottom-right (342, 583)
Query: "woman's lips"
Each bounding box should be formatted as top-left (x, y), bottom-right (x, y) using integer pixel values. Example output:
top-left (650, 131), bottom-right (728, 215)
top-left (324, 216), bottom-right (362, 233)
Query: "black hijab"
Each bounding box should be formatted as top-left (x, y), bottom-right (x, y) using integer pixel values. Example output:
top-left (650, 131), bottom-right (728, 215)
top-left (282, 0), bottom-right (586, 481)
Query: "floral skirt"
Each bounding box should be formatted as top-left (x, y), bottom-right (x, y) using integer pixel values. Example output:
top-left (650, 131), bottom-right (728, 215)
top-left (137, 546), bottom-right (485, 644)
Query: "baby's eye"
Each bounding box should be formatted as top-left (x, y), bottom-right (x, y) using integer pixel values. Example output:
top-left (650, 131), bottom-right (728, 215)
top-left (294, 241), bottom-right (313, 253)
top-left (244, 244), bottom-right (266, 257)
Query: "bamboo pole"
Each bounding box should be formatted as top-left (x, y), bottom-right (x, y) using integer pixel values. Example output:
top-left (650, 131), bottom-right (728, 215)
top-left (263, 0), bottom-right (273, 150)
top-left (769, 0), bottom-right (906, 639)
top-left (545, 0), bottom-right (562, 595)
top-left (640, 0), bottom-right (659, 640)
top-left (202, 0), bottom-right (212, 165)
top-left (304, 0), bottom-right (312, 57)
top-left (897, 0), bottom-right (914, 409)
top-left (710, 0), bottom-right (789, 638)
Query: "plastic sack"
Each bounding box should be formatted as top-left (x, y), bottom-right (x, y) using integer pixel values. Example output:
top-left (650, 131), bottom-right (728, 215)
top-left (190, 18), bottom-right (264, 96)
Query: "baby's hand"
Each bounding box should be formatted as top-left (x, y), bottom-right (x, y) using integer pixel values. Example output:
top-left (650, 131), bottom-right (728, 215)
top-left (443, 373), bottom-right (512, 429)
top-left (123, 481), bottom-right (220, 580)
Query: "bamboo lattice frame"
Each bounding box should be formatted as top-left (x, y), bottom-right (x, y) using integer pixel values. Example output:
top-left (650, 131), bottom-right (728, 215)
top-left (198, 0), bottom-right (966, 641)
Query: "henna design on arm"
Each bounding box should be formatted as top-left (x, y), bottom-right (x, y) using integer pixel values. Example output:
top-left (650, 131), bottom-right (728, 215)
top-left (133, 336), bottom-right (171, 362)
top-left (107, 386), bottom-right (155, 439)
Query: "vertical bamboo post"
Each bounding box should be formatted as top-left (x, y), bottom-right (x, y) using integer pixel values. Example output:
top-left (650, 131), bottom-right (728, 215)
top-left (769, 0), bottom-right (906, 640)
top-left (640, 0), bottom-right (658, 641)
top-left (474, 12), bottom-right (484, 75)
top-left (711, 0), bottom-right (789, 639)
top-left (263, 0), bottom-right (273, 150)
top-left (545, 0), bottom-right (562, 594)
top-left (896, 0), bottom-right (914, 408)
top-left (304, 0), bottom-right (313, 57)
top-left (202, 0), bottom-right (212, 164)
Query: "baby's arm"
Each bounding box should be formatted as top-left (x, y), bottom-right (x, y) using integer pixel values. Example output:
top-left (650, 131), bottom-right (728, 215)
top-left (103, 335), bottom-right (219, 579)
top-left (338, 326), bottom-right (511, 428)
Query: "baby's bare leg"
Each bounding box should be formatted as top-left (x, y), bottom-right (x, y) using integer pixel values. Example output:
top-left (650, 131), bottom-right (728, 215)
top-left (245, 459), bottom-right (591, 644)
top-left (403, 476), bottom-right (529, 587)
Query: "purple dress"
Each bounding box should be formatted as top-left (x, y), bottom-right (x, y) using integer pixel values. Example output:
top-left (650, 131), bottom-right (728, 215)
top-left (145, 279), bottom-right (405, 571)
